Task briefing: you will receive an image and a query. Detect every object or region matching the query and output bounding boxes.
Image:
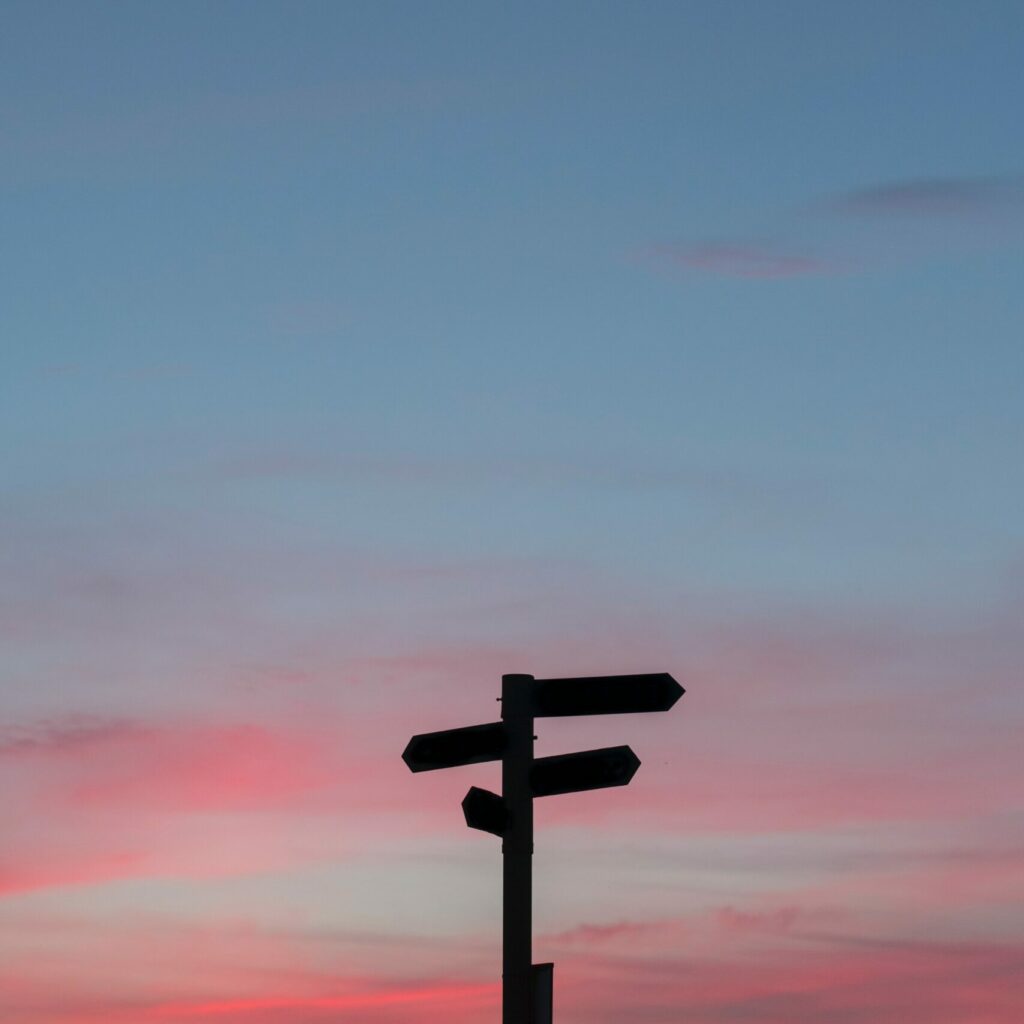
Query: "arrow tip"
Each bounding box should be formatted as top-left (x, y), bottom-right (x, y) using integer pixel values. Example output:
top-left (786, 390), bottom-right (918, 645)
top-left (401, 736), bottom-right (424, 772)
top-left (663, 673), bottom-right (685, 708)
top-left (624, 745), bottom-right (641, 782)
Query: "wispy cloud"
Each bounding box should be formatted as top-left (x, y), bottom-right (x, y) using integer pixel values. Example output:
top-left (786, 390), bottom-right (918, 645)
top-left (4, 77), bottom-right (473, 187)
top-left (0, 851), bottom-right (150, 897)
top-left (207, 448), bottom-right (821, 510)
top-left (715, 904), bottom-right (842, 936)
top-left (0, 716), bottom-right (154, 757)
top-left (2, 714), bottom-right (338, 815)
top-left (541, 905), bottom-right (844, 953)
top-left (146, 981), bottom-right (499, 1019)
top-left (647, 242), bottom-right (836, 279)
top-left (650, 173), bottom-right (1024, 279)
top-left (1, 971), bottom-right (498, 1024)
top-left (829, 176), bottom-right (1024, 218)
top-left (0, 714), bottom-right (359, 897)
top-left (564, 938), bottom-right (1024, 1024)
top-left (38, 362), bottom-right (193, 381)
top-left (543, 918), bottom-right (681, 946)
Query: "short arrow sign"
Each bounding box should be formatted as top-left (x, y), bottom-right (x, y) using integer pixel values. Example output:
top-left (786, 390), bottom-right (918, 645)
top-left (530, 745), bottom-right (640, 797)
top-left (532, 672), bottom-right (683, 717)
top-left (462, 786), bottom-right (508, 837)
top-left (402, 722), bottom-right (507, 773)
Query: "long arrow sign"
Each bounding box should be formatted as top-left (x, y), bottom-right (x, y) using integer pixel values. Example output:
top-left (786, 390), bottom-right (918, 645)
top-left (531, 672), bottom-right (683, 717)
top-left (530, 745), bottom-right (640, 797)
top-left (402, 721), bottom-right (506, 773)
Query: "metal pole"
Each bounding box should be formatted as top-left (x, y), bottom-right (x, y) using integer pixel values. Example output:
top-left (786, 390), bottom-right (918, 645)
top-left (502, 673), bottom-right (534, 1024)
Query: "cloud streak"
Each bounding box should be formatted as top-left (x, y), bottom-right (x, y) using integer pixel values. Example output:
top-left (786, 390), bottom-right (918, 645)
top-left (650, 173), bottom-right (1024, 279)
top-left (2, 716), bottom-right (332, 814)
top-left (647, 242), bottom-right (836, 279)
top-left (12, 934), bottom-right (1016, 1024)
top-left (830, 177), bottom-right (1024, 218)
top-left (0, 717), bottom-right (155, 757)
top-left (206, 449), bottom-right (815, 507)
top-left (146, 981), bottom-right (499, 1019)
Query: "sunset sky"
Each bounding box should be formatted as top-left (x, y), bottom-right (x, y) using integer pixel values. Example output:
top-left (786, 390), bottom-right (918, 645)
top-left (2, 2), bottom-right (1023, 1022)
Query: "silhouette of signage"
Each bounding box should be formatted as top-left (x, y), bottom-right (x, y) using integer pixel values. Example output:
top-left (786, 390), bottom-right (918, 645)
top-left (402, 721), bottom-right (506, 773)
top-left (531, 672), bottom-right (683, 717)
top-left (462, 786), bottom-right (508, 836)
top-left (532, 963), bottom-right (553, 1024)
top-left (402, 671), bottom-right (683, 1024)
top-left (530, 745), bottom-right (640, 797)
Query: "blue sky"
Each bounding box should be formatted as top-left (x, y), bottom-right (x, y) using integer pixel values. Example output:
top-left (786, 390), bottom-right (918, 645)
top-left (2, 4), bottom-right (1023, 1023)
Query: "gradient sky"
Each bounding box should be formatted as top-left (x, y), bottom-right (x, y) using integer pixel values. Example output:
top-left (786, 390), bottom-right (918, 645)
top-left (2, 2), bottom-right (1024, 1022)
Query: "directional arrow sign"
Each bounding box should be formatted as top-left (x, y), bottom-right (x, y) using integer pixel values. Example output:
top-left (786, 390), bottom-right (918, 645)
top-left (462, 786), bottom-right (508, 837)
top-left (532, 963), bottom-right (553, 1024)
top-left (530, 745), bottom-right (640, 797)
top-left (402, 722), bottom-right (506, 773)
top-left (531, 672), bottom-right (683, 717)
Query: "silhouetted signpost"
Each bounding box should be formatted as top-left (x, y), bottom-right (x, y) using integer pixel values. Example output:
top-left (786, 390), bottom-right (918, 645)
top-left (402, 672), bottom-right (684, 1024)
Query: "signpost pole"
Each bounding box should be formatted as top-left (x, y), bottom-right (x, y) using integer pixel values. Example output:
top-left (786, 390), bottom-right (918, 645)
top-left (502, 673), bottom-right (534, 1024)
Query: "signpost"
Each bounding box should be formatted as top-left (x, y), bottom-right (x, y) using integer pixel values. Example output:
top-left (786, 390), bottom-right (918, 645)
top-left (402, 672), bottom-right (684, 1023)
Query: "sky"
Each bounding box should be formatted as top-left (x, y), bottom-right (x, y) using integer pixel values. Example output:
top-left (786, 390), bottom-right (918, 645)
top-left (1, 1), bottom-right (1023, 1021)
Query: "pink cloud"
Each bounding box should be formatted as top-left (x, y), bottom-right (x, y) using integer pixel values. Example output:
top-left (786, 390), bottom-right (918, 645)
top-left (714, 904), bottom-right (845, 936)
top-left (0, 714), bottom-right (362, 897)
top-left (0, 830), bottom-right (321, 898)
top-left (560, 938), bottom-right (1024, 1024)
top-left (146, 980), bottom-right (499, 1019)
top-left (7, 944), bottom-right (1020, 1024)
top-left (541, 905), bottom-right (845, 951)
top-left (62, 722), bottom-right (328, 813)
top-left (543, 918), bottom-right (681, 946)
top-left (649, 173), bottom-right (1024, 281)
top-left (0, 717), bottom-right (156, 757)
top-left (0, 975), bottom-right (499, 1024)
top-left (3, 898), bottom-right (1021, 1024)
top-left (0, 913), bottom-right (499, 1023)
top-left (832, 177), bottom-right (1024, 218)
top-left (0, 851), bottom-right (150, 897)
top-left (207, 449), bottom-right (804, 507)
top-left (648, 241), bottom-right (836, 279)
top-left (529, 736), bottom-right (1020, 833)
top-left (2, 716), bottom-right (333, 814)
top-left (785, 842), bottom-right (1024, 924)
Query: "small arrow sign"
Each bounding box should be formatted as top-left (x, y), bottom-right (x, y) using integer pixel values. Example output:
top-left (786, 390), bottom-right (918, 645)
top-left (532, 963), bottom-right (553, 1024)
top-left (462, 786), bottom-right (508, 837)
top-left (402, 722), bottom-right (506, 773)
top-left (530, 745), bottom-right (640, 797)
top-left (532, 672), bottom-right (683, 718)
